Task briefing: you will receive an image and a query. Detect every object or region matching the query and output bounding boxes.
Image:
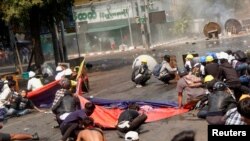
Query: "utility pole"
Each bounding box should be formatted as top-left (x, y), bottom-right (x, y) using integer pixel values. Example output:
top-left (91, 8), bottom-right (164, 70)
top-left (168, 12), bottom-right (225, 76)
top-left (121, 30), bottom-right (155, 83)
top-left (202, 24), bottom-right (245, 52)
top-left (126, 0), bottom-right (134, 48)
top-left (144, 0), bottom-right (152, 48)
top-left (137, 0), bottom-right (148, 49)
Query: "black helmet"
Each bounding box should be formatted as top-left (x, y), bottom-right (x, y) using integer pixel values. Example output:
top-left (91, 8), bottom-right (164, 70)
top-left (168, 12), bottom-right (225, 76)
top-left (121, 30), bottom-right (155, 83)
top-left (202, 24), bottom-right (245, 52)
top-left (213, 82), bottom-right (227, 91)
top-left (178, 68), bottom-right (188, 77)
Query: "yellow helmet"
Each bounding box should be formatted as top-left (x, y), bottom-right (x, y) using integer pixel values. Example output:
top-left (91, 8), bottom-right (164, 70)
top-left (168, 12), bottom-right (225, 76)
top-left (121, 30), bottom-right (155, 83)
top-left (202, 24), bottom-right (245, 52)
top-left (206, 56), bottom-right (214, 62)
top-left (204, 75), bottom-right (214, 83)
top-left (141, 58), bottom-right (147, 63)
top-left (239, 94), bottom-right (250, 101)
top-left (186, 54), bottom-right (194, 59)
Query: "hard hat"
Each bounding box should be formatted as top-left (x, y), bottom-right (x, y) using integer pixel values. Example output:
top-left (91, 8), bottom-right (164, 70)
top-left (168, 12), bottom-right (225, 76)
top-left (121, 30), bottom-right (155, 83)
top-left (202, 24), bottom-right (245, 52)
top-left (64, 68), bottom-right (73, 76)
top-left (206, 56), bottom-right (214, 62)
top-left (204, 75), bottom-right (214, 83)
top-left (199, 56), bottom-right (206, 63)
top-left (239, 94), bottom-right (250, 101)
top-left (206, 52), bottom-right (217, 59)
top-left (125, 131), bottom-right (139, 141)
top-left (186, 54), bottom-right (194, 59)
top-left (213, 81), bottom-right (227, 91)
top-left (29, 71), bottom-right (36, 78)
top-left (141, 58), bottom-right (147, 63)
top-left (218, 52), bottom-right (229, 60)
top-left (56, 66), bottom-right (63, 71)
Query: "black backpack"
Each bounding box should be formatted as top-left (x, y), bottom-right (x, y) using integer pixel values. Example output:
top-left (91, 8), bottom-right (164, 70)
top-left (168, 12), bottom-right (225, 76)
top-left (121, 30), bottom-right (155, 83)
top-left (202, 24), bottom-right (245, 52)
top-left (234, 50), bottom-right (247, 61)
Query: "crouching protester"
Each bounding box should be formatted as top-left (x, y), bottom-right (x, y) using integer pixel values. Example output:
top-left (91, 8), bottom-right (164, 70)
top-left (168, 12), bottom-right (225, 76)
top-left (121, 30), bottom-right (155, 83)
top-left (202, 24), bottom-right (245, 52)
top-left (223, 94), bottom-right (250, 125)
top-left (176, 69), bottom-right (206, 109)
top-left (202, 80), bottom-right (237, 124)
top-left (116, 103), bottom-right (147, 133)
top-left (158, 55), bottom-right (177, 84)
top-left (131, 59), bottom-right (151, 88)
top-left (60, 102), bottom-right (96, 141)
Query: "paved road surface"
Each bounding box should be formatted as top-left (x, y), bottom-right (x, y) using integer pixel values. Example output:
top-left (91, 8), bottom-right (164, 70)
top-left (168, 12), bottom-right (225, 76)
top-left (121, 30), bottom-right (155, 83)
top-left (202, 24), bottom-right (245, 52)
top-left (3, 34), bottom-right (250, 141)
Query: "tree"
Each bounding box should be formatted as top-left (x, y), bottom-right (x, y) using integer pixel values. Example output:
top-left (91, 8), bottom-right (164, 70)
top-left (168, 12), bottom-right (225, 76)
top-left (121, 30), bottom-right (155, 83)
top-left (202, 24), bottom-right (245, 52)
top-left (0, 0), bottom-right (74, 71)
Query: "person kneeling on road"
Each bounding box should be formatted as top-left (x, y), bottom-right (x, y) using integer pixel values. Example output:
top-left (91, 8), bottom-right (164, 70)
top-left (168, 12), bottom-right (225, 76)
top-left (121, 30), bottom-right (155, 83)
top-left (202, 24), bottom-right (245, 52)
top-left (158, 55), bottom-right (177, 84)
top-left (176, 69), bottom-right (206, 109)
top-left (116, 103), bottom-right (147, 133)
top-left (60, 102), bottom-right (96, 141)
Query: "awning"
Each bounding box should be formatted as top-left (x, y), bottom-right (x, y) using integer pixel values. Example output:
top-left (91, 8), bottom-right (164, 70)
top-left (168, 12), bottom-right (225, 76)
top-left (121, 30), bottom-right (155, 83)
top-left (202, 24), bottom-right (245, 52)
top-left (86, 19), bottom-right (129, 33)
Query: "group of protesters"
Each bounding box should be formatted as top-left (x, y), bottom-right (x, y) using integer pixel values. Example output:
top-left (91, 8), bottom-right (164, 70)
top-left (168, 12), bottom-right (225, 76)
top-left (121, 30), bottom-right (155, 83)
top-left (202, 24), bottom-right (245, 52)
top-left (177, 50), bottom-right (250, 126)
top-left (1, 49), bottom-right (250, 141)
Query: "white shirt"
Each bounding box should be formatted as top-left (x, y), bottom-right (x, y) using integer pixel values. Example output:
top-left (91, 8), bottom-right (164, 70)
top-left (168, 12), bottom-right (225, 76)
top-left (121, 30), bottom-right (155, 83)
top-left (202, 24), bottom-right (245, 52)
top-left (0, 83), bottom-right (11, 108)
top-left (55, 71), bottom-right (65, 80)
top-left (27, 77), bottom-right (43, 91)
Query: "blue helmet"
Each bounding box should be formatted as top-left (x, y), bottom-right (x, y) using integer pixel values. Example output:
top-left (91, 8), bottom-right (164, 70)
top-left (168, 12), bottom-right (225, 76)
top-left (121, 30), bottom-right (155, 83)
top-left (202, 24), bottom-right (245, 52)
top-left (199, 56), bottom-right (206, 63)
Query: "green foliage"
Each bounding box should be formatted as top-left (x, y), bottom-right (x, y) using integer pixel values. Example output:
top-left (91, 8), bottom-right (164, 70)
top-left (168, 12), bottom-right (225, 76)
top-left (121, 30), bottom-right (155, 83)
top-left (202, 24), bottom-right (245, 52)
top-left (173, 18), bottom-right (190, 35)
top-left (0, 0), bottom-right (42, 22)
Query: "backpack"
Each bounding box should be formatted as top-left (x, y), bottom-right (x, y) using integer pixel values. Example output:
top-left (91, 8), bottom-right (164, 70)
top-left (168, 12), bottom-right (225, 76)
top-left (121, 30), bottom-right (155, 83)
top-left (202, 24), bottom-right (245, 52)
top-left (234, 50), bottom-right (247, 61)
top-left (152, 64), bottom-right (162, 77)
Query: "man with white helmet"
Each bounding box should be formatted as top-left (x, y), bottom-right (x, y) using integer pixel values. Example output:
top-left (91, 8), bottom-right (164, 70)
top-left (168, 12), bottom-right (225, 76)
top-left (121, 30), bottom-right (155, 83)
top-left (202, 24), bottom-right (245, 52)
top-left (27, 71), bottom-right (43, 91)
top-left (217, 52), bottom-right (248, 101)
top-left (55, 65), bottom-right (65, 80)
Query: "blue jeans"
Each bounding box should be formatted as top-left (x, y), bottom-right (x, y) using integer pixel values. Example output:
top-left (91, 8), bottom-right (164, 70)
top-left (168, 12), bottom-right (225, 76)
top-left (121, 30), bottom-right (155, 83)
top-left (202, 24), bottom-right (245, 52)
top-left (16, 109), bottom-right (31, 116)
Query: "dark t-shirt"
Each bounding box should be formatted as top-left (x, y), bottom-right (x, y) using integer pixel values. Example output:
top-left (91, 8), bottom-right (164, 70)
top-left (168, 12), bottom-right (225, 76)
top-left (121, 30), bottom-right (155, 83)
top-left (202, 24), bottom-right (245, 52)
top-left (62, 109), bottom-right (87, 124)
top-left (9, 93), bottom-right (21, 109)
top-left (18, 97), bottom-right (34, 110)
top-left (118, 109), bottom-right (139, 123)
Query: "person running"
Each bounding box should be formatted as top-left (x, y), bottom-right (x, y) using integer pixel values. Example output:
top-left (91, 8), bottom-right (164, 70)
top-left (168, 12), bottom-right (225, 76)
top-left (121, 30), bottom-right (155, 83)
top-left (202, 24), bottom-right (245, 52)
top-left (158, 55), bottom-right (177, 84)
top-left (60, 102), bottom-right (96, 141)
top-left (76, 117), bottom-right (105, 141)
top-left (0, 124), bottom-right (39, 140)
top-left (117, 103), bottom-right (147, 133)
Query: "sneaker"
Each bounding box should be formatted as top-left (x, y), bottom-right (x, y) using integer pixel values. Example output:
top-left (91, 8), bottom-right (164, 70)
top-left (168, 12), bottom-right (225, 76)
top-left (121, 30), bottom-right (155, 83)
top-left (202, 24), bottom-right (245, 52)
top-left (32, 132), bottom-right (39, 140)
top-left (136, 85), bottom-right (142, 88)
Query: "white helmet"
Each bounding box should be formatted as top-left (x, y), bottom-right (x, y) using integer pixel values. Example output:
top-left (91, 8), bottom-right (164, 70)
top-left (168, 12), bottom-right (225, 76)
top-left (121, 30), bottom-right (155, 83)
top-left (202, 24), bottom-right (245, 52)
top-left (29, 71), bottom-right (36, 78)
top-left (64, 68), bottom-right (73, 76)
top-left (56, 66), bottom-right (63, 71)
top-left (218, 52), bottom-right (229, 60)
